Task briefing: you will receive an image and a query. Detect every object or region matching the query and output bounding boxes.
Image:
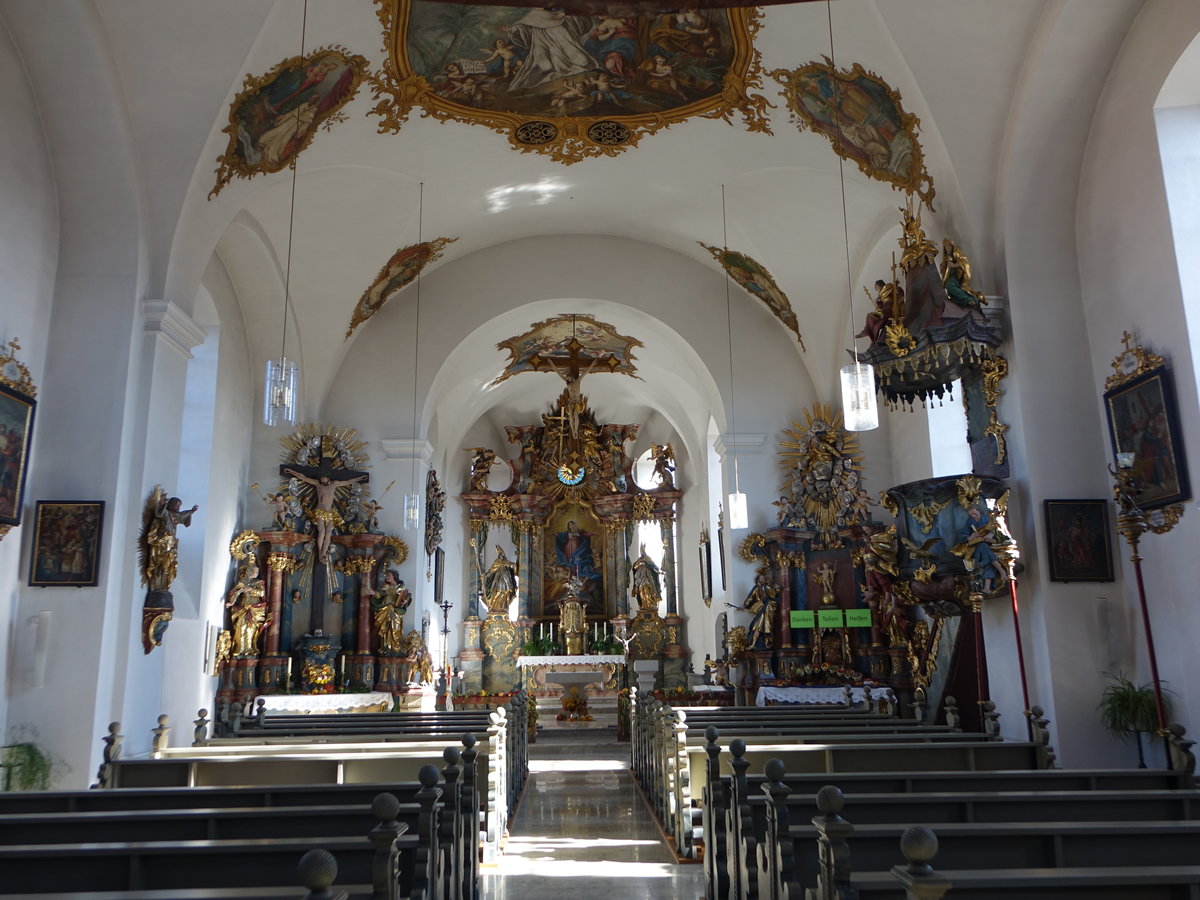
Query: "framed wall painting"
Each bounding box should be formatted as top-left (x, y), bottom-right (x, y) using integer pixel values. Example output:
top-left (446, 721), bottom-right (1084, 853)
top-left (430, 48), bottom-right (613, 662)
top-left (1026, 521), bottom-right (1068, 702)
top-left (0, 378), bottom-right (36, 532)
top-left (434, 546), bottom-right (446, 608)
top-left (699, 538), bottom-right (713, 604)
top-left (1043, 499), bottom-right (1114, 583)
top-left (1103, 359), bottom-right (1190, 510)
top-left (28, 501), bottom-right (105, 587)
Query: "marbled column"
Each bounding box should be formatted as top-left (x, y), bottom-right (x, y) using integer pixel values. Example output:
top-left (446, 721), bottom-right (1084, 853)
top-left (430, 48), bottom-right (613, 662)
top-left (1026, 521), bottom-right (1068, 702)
top-left (518, 525), bottom-right (532, 618)
top-left (660, 518), bottom-right (677, 615)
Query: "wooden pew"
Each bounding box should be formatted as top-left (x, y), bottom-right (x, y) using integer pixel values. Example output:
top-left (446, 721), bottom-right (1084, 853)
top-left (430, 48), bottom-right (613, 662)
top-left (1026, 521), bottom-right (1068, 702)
top-left (0, 768), bottom-right (449, 899)
top-left (760, 765), bottom-right (1200, 900)
top-left (96, 745), bottom-right (475, 900)
top-left (0, 847), bottom-right (370, 900)
top-left (117, 721), bottom-right (509, 867)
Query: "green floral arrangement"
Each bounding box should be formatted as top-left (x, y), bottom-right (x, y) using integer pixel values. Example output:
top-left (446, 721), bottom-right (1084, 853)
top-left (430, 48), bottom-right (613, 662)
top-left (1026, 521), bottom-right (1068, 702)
top-left (588, 635), bottom-right (623, 654)
top-left (522, 635), bottom-right (557, 656)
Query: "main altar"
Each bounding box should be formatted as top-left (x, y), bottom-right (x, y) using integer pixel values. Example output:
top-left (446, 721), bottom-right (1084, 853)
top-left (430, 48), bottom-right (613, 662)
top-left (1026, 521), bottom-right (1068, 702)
top-left (456, 314), bottom-right (689, 696)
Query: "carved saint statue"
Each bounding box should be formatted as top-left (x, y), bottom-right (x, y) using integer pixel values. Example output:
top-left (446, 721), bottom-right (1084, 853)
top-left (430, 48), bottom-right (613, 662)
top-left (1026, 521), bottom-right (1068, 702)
top-left (744, 569), bottom-right (780, 650)
top-left (630, 544), bottom-right (662, 612)
top-left (139, 486), bottom-right (199, 653)
top-left (816, 561), bottom-right (837, 605)
top-left (483, 545), bottom-right (517, 615)
top-left (940, 238), bottom-right (987, 312)
top-left (225, 563), bottom-right (270, 658)
top-left (373, 569), bottom-right (412, 656)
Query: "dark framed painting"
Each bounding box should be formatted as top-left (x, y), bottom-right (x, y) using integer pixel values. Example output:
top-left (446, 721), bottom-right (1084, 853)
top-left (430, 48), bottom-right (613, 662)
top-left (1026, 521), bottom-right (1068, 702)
top-left (434, 546), bottom-right (446, 608)
top-left (699, 539), bottom-right (713, 602)
top-left (717, 521), bottom-right (727, 592)
top-left (1104, 366), bottom-right (1190, 509)
top-left (0, 380), bottom-right (36, 529)
top-left (28, 501), bottom-right (105, 587)
top-left (1043, 499), bottom-right (1113, 583)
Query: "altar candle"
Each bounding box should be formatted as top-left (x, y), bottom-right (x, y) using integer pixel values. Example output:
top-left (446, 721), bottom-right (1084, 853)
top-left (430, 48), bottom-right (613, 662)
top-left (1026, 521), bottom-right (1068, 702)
top-left (549, 623), bottom-right (555, 643)
top-left (339, 654), bottom-right (345, 685)
top-left (593, 622), bottom-right (598, 641)
top-left (286, 657), bottom-right (292, 688)
top-left (540, 622), bottom-right (544, 639)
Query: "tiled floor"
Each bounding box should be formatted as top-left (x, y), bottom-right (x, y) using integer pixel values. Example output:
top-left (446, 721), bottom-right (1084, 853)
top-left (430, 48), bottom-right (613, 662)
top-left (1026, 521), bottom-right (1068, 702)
top-left (481, 728), bottom-right (705, 900)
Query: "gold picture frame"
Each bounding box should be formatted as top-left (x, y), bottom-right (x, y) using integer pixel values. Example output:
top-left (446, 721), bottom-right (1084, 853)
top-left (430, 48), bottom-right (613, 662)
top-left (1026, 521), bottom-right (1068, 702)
top-left (369, 0), bottom-right (771, 164)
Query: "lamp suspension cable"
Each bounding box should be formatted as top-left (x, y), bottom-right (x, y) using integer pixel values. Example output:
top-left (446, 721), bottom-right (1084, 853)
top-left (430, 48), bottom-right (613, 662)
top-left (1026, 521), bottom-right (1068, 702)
top-left (403, 183), bottom-right (425, 531)
top-left (827, 0), bottom-right (879, 432)
top-left (722, 184), bottom-right (749, 529)
top-left (263, 0), bottom-right (309, 427)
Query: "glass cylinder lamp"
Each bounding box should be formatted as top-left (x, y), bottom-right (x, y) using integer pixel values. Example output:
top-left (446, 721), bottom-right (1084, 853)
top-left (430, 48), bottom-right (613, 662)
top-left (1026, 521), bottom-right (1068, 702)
top-left (263, 357), bottom-right (299, 427)
top-left (840, 360), bottom-right (879, 432)
top-left (403, 492), bottom-right (421, 531)
top-left (727, 491), bottom-right (749, 530)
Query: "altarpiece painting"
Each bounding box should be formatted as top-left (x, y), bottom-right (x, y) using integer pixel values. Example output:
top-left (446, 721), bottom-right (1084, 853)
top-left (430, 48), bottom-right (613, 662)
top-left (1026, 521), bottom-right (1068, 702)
top-left (0, 339), bottom-right (37, 538)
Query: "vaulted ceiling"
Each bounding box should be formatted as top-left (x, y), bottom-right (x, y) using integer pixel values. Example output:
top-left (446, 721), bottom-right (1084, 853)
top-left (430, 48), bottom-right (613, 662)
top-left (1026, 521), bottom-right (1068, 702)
top-left (3, 0), bottom-right (1144, 434)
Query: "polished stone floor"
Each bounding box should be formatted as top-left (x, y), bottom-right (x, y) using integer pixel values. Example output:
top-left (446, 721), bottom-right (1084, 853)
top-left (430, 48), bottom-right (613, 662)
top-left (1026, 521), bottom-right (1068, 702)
top-left (481, 728), bottom-right (705, 900)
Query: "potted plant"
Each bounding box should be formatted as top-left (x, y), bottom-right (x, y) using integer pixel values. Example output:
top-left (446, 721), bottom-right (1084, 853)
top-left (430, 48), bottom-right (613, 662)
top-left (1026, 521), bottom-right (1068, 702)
top-left (1098, 672), bottom-right (1170, 768)
top-left (2, 727), bottom-right (63, 791)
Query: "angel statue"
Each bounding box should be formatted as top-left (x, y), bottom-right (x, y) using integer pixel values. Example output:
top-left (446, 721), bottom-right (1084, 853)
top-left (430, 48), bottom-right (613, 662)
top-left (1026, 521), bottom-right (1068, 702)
top-left (139, 486), bottom-right (198, 653)
top-left (466, 447), bottom-right (497, 492)
top-left (403, 630), bottom-right (435, 683)
top-left (650, 442), bottom-right (676, 488)
top-left (940, 238), bottom-right (988, 312)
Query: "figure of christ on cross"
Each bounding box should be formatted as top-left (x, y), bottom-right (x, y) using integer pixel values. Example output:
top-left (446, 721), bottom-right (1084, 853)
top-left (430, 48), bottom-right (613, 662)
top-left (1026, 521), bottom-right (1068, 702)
top-left (282, 462), bottom-right (368, 564)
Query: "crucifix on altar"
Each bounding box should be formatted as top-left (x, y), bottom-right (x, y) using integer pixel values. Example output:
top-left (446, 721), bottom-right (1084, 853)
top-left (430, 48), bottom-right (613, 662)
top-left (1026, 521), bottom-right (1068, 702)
top-left (281, 446), bottom-right (368, 633)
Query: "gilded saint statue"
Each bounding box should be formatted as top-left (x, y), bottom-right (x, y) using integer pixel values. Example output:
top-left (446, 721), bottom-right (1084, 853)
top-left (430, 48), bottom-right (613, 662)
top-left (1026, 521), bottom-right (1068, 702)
top-left (403, 630), bottom-right (435, 683)
top-left (138, 486), bottom-right (199, 653)
top-left (745, 569), bottom-right (780, 650)
top-left (630, 544), bottom-right (662, 612)
top-left (560, 574), bottom-right (587, 655)
top-left (373, 569), bottom-right (412, 656)
top-left (483, 545), bottom-right (517, 615)
top-left (650, 442), bottom-right (675, 488)
top-left (225, 563), bottom-right (270, 658)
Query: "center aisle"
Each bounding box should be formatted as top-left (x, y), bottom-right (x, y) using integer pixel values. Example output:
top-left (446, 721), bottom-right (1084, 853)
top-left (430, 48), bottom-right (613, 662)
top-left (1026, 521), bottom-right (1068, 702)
top-left (481, 727), bottom-right (705, 900)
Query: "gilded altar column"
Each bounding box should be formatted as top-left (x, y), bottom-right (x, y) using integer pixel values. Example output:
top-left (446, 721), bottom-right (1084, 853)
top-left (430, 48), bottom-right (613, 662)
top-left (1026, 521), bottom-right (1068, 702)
top-left (660, 517), bottom-right (678, 615)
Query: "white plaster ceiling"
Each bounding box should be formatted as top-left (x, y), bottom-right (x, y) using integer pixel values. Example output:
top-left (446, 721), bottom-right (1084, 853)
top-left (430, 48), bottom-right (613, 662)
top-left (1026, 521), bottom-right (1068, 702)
top-left (12, 0), bottom-right (1144, 433)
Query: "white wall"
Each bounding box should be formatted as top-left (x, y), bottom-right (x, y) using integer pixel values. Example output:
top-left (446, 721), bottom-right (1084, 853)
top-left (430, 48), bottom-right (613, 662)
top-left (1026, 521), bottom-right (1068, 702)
top-left (1076, 0), bottom-right (1200, 752)
top-left (0, 12), bottom-right (58, 741)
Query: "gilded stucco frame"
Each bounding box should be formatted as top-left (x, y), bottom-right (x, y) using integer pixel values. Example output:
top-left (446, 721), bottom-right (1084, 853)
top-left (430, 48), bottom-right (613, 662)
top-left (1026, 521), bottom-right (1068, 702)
top-left (368, 0), bottom-right (772, 164)
top-left (210, 46), bottom-right (370, 198)
top-left (771, 57), bottom-right (935, 208)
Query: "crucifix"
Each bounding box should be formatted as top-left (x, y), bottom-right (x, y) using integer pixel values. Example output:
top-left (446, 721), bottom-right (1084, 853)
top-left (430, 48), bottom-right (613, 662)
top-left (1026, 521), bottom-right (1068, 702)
top-left (281, 450), bottom-right (368, 632)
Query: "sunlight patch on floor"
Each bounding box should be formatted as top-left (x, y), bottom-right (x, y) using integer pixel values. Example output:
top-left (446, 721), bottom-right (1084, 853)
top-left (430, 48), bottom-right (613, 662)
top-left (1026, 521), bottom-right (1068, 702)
top-left (529, 758), bottom-right (627, 772)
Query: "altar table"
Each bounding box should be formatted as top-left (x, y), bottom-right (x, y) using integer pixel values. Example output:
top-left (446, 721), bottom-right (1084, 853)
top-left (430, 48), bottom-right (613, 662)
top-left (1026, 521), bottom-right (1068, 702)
top-left (517, 654), bottom-right (625, 692)
top-left (252, 692), bottom-right (393, 715)
top-left (756, 685), bottom-right (886, 707)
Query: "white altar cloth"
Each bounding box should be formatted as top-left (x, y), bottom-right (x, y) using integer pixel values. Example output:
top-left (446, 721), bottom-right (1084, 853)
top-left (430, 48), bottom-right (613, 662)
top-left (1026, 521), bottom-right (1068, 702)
top-left (252, 692), bottom-right (393, 715)
top-left (756, 685), bottom-right (884, 707)
top-left (517, 654), bottom-right (625, 667)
